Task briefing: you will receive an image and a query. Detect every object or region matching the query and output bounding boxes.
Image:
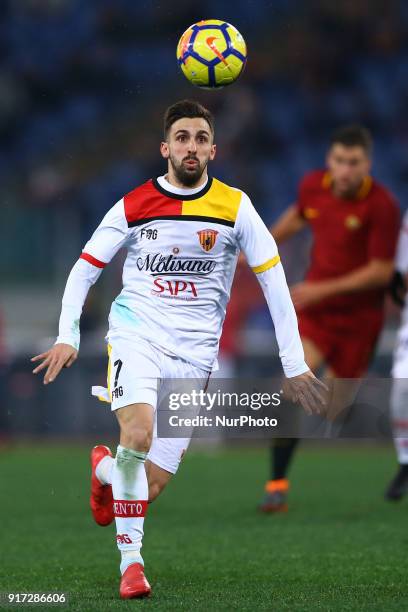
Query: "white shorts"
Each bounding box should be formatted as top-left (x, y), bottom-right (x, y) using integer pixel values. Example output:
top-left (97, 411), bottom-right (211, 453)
top-left (92, 333), bottom-right (210, 474)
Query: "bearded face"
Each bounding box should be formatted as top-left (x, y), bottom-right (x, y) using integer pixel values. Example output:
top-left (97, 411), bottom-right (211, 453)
top-left (161, 117), bottom-right (216, 188)
top-left (168, 151), bottom-right (208, 187)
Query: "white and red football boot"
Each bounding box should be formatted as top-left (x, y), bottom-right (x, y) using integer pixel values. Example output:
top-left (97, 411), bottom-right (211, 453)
top-left (90, 445), bottom-right (114, 526)
top-left (120, 563), bottom-right (151, 599)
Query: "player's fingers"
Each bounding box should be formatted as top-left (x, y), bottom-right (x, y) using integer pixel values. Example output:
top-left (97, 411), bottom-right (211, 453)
top-left (43, 359), bottom-right (57, 383)
top-left (31, 352), bottom-right (49, 362)
top-left (288, 381), bottom-right (314, 413)
top-left (44, 357), bottom-right (65, 384)
top-left (297, 390), bottom-right (312, 416)
top-left (64, 354), bottom-right (77, 368)
top-left (32, 356), bottom-right (51, 374)
top-left (307, 381), bottom-right (327, 406)
top-left (299, 375), bottom-right (327, 405)
top-left (299, 385), bottom-right (322, 415)
top-left (308, 387), bottom-right (324, 414)
top-left (282, 381), bottom-right (297, 404)
top-left (310, 376), bottom-right (329, 392)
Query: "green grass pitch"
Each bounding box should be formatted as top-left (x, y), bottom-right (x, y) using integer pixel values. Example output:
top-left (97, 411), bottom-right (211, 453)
top-left (1, 443), bottom-right (408, 611)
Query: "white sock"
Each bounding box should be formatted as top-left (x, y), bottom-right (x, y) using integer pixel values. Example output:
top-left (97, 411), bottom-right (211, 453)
top-left (112, 445), bottom-right (148, 574)
top-left (95, 454), bottom-right (114, 485)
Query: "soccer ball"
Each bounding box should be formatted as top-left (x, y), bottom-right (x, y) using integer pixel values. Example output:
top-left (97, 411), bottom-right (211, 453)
top-left (177, 20), bottom-right (247, 88)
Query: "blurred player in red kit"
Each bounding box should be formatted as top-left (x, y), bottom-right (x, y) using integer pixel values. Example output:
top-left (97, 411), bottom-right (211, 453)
top-left (259, 124), bottom-right (400, 512)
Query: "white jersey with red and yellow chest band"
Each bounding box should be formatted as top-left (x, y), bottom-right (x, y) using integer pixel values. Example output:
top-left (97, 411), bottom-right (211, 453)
top-left (56, 175), bottom-right (308, 377)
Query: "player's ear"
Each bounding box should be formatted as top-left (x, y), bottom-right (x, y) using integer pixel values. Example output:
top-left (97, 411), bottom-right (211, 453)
top-left (210, 143), bottom-right (216, 161)
top-left (160, 141), bottom-right (170, 159)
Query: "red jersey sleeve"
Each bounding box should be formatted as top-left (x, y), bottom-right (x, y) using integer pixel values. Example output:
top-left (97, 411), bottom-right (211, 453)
top-left (296, 170), bottom-right (324, 218)
top-left (367, 189), bottom-right (400, 260)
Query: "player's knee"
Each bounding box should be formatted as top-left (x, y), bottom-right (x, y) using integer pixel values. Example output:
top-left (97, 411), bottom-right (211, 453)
top-left (121, 423), bottom-right (152, 453)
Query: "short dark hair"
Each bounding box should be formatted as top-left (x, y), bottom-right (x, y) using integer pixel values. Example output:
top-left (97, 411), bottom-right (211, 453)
top-left (163, 99), bottom-right (215, 139)
top-left (330, 124), bottom-right (373, 155)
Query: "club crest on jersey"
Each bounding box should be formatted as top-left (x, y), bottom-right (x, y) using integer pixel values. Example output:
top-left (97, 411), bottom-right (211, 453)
top-left (197, 229), bottom-right (218, 252)
top-left (345, 215), bottom-right (362, 230)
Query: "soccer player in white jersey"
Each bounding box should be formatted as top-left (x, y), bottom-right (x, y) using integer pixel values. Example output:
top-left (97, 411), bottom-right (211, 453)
top-left (31, 100), bottom-right (325, 599)
top-left (385, 209), bottom-right (408, 501)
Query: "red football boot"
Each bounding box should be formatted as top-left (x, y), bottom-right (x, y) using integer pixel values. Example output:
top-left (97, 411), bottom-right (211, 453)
top-left (90, 445), bottom-right (114, 526)
top-left (120, 563), bottom-right (151, 599)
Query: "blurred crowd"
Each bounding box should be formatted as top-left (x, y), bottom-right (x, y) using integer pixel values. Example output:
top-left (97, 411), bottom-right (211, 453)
top-left (3, 1), bottom-right (408, 267)
top-left (2, 0), bottom-right (407, 356)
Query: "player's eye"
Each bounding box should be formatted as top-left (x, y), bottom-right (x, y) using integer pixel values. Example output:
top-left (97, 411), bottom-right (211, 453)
top-left (198, 136), bottom-right (208, 143)
top-left (177, 134), bottom-right (187, 142)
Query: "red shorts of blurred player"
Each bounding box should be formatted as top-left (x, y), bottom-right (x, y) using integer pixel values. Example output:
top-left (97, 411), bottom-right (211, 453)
top-left (298, 307), bottom-right (384, 378)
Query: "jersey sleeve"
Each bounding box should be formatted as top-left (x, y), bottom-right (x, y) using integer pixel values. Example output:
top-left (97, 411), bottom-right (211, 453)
top-left (80, 198), bottom-right (129, 267)
top-left (234, 192), bottom-right (280, 272)
top-left (55, 259), bottom-right (103, 349)
top-left (395, 210), bottom-right (408, 273)
top-left (55, 199), bottom-right (129, 349)
top-left (367, 193), bottom-right (400, 261)
top-left (234, 193), bottom-right (308, 377)
top-left (257, 265), bottom-right (308, 377)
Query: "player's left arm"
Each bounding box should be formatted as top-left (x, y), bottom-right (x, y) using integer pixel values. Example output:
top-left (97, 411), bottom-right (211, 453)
top-left (291, 259), bottom-right (395, 309)
top-left (291, 195), bottom-right (400, 309)
top-left (234, 193), bottom-right (326, 414)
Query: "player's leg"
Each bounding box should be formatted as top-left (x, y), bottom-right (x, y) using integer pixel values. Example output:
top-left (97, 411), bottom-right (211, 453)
top-left (259, 337), bottom-right (325, 512)
top-left (320, 320), bottom-right (381, 435)
top-left (90, 336), bottom-right (163, 598)
top-left (143, 354), bottom-right (209, 502)
top-left (113, 401), bottom-right (154, 599)
top-left (145, 459), bottom-right (174, 502)
top-left (114, 402), bottom-right (153, 567)
top-left (319, 367), bottom-right (361, 439)
top-left (385, 378), bottom-right (408, 501)
top-left (91, 447), bottom-right (174, 503)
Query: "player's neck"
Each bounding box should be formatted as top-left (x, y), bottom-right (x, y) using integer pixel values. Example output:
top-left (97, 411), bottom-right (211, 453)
top-left (332, 181), bottom-right (362, 200)
top-left (165, 169), bottom-right (208, 190)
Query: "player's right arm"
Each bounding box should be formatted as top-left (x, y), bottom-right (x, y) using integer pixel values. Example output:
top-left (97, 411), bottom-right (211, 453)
top-left (31, 199), bottom-right (129, 384)
top-left (235, 192), bottom-right (326, 415)
top-left (270, 203), bottom-right (306, 244)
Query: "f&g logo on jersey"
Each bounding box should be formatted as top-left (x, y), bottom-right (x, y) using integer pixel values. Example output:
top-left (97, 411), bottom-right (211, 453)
top-left (141, 228), bottom-right (158, 240)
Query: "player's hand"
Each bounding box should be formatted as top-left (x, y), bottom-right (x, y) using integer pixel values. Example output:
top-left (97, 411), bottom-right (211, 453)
top-left (282, 370), bottom-right (328, 416)
top-left (31, 343), bottom-right (78, 384)
top-left (389, 270), bottom-right (406, 308)
top-left (290, 281), bottom-right (331, 310)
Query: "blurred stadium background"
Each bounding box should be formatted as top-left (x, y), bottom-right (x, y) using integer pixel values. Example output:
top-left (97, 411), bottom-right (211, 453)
top-left (2, 0), bottom-right (407, 437)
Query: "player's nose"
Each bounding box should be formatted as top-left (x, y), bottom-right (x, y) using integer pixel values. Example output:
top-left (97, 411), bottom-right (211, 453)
top-left (188, 138), bottom-right (197, 153)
